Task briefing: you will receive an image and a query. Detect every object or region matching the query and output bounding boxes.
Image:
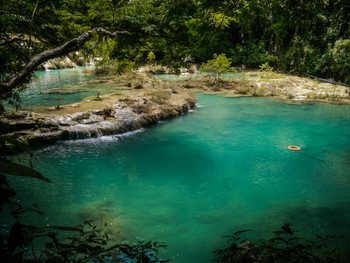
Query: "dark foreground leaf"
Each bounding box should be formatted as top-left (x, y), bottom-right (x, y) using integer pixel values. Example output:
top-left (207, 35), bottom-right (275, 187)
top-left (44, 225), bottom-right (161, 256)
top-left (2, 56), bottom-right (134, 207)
top-left (0, 159), bottom-right (52, 182)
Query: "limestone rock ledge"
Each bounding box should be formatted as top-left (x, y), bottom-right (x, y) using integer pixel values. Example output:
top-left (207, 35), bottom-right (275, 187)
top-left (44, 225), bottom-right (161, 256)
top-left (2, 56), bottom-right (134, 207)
top-left (0, 92), bottom-right (196, 147)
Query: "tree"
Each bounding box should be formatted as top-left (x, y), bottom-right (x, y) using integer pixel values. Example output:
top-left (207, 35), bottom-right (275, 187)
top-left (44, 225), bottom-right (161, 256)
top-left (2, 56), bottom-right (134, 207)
top-left (2, 0), bottom-right (350, 108)
top-left (200, 53), bottom-right (235, 81)
top-left (0, 28), bottom-right (129, 112)
top-left (316, 39), bottom-right (350, 83)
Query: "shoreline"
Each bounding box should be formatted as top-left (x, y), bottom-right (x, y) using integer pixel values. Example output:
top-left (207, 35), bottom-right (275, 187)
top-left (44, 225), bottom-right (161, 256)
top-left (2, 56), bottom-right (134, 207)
top-left (0, 72), bottom-right (196, 148)
top-left (176, 70), bottom-right (350, 105)
top-left (1, 70), bottom-right (349, 148)
top-left (0, 93), bottom-right (196, 148)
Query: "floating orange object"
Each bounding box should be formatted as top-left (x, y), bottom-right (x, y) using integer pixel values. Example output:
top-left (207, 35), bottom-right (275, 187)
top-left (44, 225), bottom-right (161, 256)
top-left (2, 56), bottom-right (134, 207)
top-left (288, 145), bottom-right (301, 151)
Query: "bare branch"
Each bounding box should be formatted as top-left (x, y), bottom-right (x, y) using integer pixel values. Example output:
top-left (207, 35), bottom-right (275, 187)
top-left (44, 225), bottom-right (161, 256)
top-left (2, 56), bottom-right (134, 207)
top-left (0, 37), bottom-right (22, 47)
top-left (0, 28), bottom-right (130, 96)
top-left (29, 0), bottom-right (41, 49)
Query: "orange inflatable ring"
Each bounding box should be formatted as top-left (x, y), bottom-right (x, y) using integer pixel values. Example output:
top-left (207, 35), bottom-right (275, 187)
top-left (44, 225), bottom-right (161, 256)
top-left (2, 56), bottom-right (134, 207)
top-left (288, 145), bottom-right (301, 151)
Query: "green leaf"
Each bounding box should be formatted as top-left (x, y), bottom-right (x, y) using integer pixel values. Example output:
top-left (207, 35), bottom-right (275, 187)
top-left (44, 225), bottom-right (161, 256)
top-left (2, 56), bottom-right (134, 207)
top-left (48, 225), bottom-right (84, 233)
top-left (16, 206), bottom-right (45, 217)
top-left (0, 159), bottom-right (52, 183)
top-left (1, 136), bottom-right (31, 154)
top-left (234, 229), bottom-right (252, 236)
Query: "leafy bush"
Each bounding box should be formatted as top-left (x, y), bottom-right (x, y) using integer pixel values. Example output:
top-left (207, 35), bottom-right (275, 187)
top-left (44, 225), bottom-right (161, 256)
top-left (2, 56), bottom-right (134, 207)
top-left (149, 89), bottom-right (172, 104)
top-left (95, 59), bottom-right (137, 76)
top-left (283, 37), bottom-right (320, 74)
top-left (231, 41), bottom-right (277, 69)
top-left (147, 51), bottom-right (156, 63)
top-left (200, 54), bottom-right (235, 81)
top-left (316, 39), bottom-right (350, 84)
top-left (259, 63), bottom-right (274, 72)
top-left (213, 223), bottom-right (339, 263)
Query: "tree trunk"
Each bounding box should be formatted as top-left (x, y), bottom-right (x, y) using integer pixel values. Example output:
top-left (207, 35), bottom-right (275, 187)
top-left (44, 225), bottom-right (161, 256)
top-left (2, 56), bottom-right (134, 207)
top-left (0, 28), bottom-right (129, 96)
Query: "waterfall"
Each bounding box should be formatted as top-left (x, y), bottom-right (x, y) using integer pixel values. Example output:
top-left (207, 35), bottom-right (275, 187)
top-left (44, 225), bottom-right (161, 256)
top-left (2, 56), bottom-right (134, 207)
top-left (66, 124), bottom-right (103, 140)
top-left (43, 63), bottom-right (51, 71)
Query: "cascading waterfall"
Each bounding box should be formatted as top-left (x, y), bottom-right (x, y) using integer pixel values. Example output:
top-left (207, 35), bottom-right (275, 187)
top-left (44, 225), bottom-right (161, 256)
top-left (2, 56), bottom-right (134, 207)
top-left (43, 64), bottom-right (50, 71)
top-left (66, 124), bottom-right (104, 140)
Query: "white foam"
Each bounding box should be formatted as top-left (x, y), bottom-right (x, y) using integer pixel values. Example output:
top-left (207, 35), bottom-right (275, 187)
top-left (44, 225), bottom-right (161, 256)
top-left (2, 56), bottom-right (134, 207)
top-left (60, 128), bottom-right (146, 145)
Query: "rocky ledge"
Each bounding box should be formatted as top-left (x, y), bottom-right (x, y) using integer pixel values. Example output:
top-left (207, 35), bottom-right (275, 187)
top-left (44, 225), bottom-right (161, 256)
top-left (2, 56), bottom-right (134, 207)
top-left (0, 76), bottom-right (196, 147)
top-left (3, 70), bottom-right (348, 148)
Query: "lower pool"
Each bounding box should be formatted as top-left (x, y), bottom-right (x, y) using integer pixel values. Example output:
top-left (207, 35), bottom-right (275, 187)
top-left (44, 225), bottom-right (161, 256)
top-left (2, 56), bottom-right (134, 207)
top-left (6, 94), bottom-right (350, 262)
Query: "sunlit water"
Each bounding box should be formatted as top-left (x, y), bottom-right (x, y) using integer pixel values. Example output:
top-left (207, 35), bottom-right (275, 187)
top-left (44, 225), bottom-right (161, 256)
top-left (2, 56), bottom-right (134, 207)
top-left (4, 70), bottom-right (350, 261)
top-left (154, 72), bottom-right (243, 82)
top-left (21, 67), bottom-right (96, 107)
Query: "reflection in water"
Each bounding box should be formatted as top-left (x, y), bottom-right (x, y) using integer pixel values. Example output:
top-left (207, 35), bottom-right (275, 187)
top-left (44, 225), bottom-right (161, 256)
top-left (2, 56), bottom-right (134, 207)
top-left (22, 67), bottom-right (95, 107)
top-left (297, 151), bottom-right (325, 163)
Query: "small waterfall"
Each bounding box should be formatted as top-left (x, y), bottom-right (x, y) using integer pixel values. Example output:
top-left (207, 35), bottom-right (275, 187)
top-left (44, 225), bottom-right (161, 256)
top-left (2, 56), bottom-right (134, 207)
top-left (43, 63), bottom-right (51, 71)
top-left (66, 124), bottom-right (103, 140)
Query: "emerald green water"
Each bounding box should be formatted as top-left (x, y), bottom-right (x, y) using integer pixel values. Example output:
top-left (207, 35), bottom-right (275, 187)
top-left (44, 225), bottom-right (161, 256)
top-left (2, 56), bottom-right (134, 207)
top-left (22, 67), bottom-right (96, 107)
top-left (7, 93), bottom-right (350, 261)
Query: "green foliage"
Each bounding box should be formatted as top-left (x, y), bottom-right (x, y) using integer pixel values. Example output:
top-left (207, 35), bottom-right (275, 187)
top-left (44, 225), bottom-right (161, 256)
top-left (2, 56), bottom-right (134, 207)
top-left (210, 12), bottom-right (235, 29)
top-left (0, 91), bottom-right (23, 114)
top-left (83, 35), bottom-right (137, 75)
top-left (331, 39), bottom-right (350, 82)
top-left (0, 0), bottom-right (72, 75)
top-left (95, 59), bottom-right (137, 76)
top-left (283, 37), bottom-right (320, 74)
top-left (259, 63), bottom-right (273, 72)
top-left (147, 51), bottom-right (156, 63)
top-left (213, 223), bottom-right (339, 263)
top-left (0, 0), bottom-right (85, 110)
top-left (2, 0), bottom-right (350, 99)
top-left (316, 39), bottom-right (350, 83)
top-left (200, 54), bottom-right (235, 80)
top-left (232, 41), bottom-right (277, 68)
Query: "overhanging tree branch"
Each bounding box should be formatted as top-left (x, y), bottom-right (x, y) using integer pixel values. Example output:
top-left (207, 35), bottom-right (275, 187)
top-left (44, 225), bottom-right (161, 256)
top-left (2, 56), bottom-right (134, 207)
top-left (0, 28), bottom-right (130, 96)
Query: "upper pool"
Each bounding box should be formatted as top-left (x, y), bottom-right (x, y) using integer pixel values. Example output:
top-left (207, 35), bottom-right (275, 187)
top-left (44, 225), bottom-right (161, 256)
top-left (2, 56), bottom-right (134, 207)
top-left (21, 67), bottom-right (96, 108)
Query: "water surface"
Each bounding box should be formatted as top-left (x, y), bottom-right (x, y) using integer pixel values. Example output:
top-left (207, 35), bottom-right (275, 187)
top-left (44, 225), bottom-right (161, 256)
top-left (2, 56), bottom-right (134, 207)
top-left (6, 93), bottom-right (350, 262)
top-left (21, 67), bottom-right (96, 107)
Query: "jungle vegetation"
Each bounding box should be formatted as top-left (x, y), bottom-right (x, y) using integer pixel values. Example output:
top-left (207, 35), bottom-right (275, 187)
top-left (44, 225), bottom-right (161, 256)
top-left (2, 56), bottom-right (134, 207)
top-left (1, 0), bottom-right (350, 110)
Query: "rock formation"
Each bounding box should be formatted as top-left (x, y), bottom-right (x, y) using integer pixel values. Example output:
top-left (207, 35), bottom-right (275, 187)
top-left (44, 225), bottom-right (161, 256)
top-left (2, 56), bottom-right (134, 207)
top-left (0, 89), bottom-right (196, 148)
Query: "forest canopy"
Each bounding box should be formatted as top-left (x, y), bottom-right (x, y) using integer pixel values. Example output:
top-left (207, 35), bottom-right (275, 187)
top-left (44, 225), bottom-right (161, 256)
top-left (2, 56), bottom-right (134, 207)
top-left (1, 0), bottom-right (350, 97)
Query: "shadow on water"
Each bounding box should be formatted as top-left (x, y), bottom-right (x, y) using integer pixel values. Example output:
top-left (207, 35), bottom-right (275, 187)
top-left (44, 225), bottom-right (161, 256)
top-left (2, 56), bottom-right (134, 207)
top-left (294, 149), bottom-right (326, 163)
top-left (295, 147), bottom-right (350, 166)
